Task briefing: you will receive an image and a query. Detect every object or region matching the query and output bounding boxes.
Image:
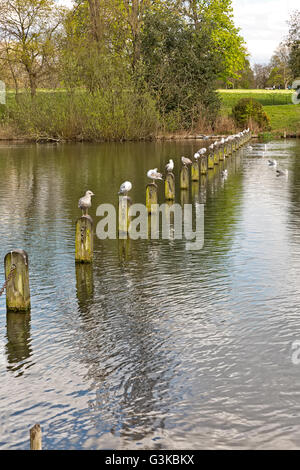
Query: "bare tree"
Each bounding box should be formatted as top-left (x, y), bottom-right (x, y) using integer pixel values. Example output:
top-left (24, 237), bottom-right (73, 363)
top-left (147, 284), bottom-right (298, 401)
top-left (0, 0), bottom-right (65, 96)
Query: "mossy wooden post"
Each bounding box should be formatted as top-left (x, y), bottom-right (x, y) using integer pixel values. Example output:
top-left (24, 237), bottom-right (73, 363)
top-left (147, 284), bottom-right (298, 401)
top-left (208, 152), bottom-right (214, 169)
top-left (180, 165), bottom-right (189, 190)
top-left (200, 155), bottom-right (207, 174)
top-left (214, 146), bottom-right (219, 165)
top-left (118, 196), bottom-right (132, 236)
top-left (30, 424), bottom-right (42, 450)
top-left (146, 183), bottom-right (158, 213)
top-left (165, 172), bottom-right (175, 200)
top-left (4, 250), bottom-right (30, 312)
top-left (75, 215), bottom-right (93, 263)
top-left (219, 145), bottom-right (225, 161)
top-left (191, 161), bottom-right (200, 181)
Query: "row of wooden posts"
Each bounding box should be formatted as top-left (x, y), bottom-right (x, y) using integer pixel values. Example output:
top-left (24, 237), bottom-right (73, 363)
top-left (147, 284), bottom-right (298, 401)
top-left (2, 133), bottom-right (251, 313)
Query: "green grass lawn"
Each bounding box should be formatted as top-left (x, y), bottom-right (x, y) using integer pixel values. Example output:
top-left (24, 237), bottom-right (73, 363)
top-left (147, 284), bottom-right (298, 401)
top-left (218, 89), bottom-right (294, 107)
top-left (218, 89), bottom-right (299, 135)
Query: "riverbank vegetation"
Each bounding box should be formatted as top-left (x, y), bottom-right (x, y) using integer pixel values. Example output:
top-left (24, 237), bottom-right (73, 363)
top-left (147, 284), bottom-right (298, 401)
top-left (0, 1), bottom-right (299, 141)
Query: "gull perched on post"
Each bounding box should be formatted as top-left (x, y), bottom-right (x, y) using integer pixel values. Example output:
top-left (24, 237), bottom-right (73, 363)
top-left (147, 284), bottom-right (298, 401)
top-left (181, 156), bottom-right (192, 166)
top-left (147, 168), bottom-right (163, 184)
top-left (118, 181), bottom-right (132, 195)
top-left (165, 159), bottom-right (174, 173)
top-left (78, 190), bottom-right (95, 215)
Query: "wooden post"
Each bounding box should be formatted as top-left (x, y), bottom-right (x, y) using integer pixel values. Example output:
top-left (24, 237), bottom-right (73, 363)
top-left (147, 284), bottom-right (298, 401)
top-left (191, 181), bottom-right (199, 202)
top-left (200, 155), bottom-right (207, 174)
top-left (191, 161), bottom-right (200, 181)
top-left (219, 145), bottom-right (225, 161)
top-left (75, 215), bottom-right (93, 263)
top-left (208, 153), bottom-right (214, 169)
top-left (214, 147), bottom-right (219, 165)
top-left (165, 172), bottom-right (175, 200)
top-left (118, 196), bottom-right (132, 236)
top-left (4, 250), bottom-right (30, 312)
top-left (146, 183), bottom-right (158, 213)
top-left (180, 165), bottom-right (189, 190)
top-left (30, 424), bottom-right (42, 450)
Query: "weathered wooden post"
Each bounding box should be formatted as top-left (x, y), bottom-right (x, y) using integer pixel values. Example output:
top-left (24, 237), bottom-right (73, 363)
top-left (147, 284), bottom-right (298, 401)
top-left (180, 165), bottom-right (189, 190)
top-left (180, 188), bottom-right (189, 206)
top-left (208, 151), bottom-right (214, 169)
top-left (200, 155), bottom-right (207, 174)
top-left (191, 181), bottom-right (199, 202)
top-left (165, 172), bottom-right (175, 200)
top-left (75, 215), bottom-right (93, 263)
top-left (191, 160), bottom-right (200, 181)
top-left (118, 195), bottom-right (132, 236)
top-left (146, 183), bottom-right (158, 213)
top-left (30, 424), bottom-right (42, 450)
top-left (219, 144), bottom-right (225, 161)
top-left (4, 250), bottom-right (30, 312)
top-left (214, 145), bottom-right (219, 165)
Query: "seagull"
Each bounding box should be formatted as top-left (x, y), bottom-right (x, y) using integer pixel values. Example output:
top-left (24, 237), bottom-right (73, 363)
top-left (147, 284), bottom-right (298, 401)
top-left (78, 190), bottom-right (95, 215)
top-left (197, 148), bottom-right (207, 156)
top-left (118, 181), bottom-right (132, 195)
top-left (221, 169), bottom-right (228, 177)
top-left (165, 159), bottom-right (174, 173)
top-left (147, 168), bottom-right (163, 183)
top-left (276, 169), bottom-right (288, 177)
top-left (268, 159), bottom-right (277, 166)
top-left (194, 152), bottom-right (200, 160)
top-left (181, 156), bottom-right (192, 166)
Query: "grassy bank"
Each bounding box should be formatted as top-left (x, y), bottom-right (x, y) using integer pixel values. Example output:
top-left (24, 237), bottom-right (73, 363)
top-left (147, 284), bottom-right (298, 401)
top-left (0, 88), bottom-right (299, 141)
top-left (218, 89), bottom-right (300, 137)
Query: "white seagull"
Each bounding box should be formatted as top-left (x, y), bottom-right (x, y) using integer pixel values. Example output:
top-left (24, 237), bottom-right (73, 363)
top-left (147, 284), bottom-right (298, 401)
top-left (147, 168), bottom-right (163, 183)
top-left (268, 159), bottom-right (277, 167)
top-left (181, 156), bottom-right (192, 166)
top-left (118, 181), bottom-right (132, 195)
top-left (165, 159), bottom-right (174, 172)
top-left (78, 190), bottom-right (95, 215)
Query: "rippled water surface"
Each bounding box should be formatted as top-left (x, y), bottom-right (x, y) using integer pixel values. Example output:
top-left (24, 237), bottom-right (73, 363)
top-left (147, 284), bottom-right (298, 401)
top-left (1, 139), bottom-right (300, 449)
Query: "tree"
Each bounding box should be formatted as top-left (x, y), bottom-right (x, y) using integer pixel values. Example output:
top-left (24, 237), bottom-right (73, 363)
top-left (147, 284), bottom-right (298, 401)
top-left (140, 4), bottom-right (222, 128)
top-left (0, 0), bottom-right (65, 96)
top-left (287, 10), bottom-right (300, 79)
top-left (269, 42), bottom-right (292, 89)
top-left (253, 63), bottom-right (272, 89)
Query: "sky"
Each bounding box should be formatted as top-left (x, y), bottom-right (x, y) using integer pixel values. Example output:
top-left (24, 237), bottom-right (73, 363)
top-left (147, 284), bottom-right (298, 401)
top-left (232, 0), bottom-right (299, 64)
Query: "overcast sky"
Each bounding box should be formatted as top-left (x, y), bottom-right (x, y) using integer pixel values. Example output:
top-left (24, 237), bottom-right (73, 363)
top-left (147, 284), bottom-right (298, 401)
top-left (232, 0), bottom-right (298, 64)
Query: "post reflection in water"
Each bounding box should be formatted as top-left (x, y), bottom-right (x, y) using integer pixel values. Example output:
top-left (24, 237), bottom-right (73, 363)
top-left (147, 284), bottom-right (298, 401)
top-left (5, 313), bottom-right (32, 376)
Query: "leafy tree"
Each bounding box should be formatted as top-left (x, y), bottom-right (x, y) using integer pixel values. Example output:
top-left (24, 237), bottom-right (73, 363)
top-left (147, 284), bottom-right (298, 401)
top-left (268, 42), bottom-right (292, 89)
top-left (253, 63), bottom-right (272, 89)
top-left (140, 4), bottom-right (221, 128)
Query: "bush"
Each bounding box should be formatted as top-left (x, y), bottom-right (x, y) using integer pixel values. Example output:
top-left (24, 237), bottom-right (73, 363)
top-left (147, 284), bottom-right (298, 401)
top-left (232, 98), bottom-right (271, 130)
top-left (6, 90), bottom-right (160, 141)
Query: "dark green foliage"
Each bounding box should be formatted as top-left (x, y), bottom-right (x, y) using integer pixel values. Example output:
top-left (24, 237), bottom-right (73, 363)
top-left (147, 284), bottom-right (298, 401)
top-left (232, 98), bottom-right (271, 130)
top-left (140, 7), bottom-right (221, 129)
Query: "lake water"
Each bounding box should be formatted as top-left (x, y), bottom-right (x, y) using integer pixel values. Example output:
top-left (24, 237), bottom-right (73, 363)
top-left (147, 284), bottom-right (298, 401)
top-left (0, 139), bottom-right (300, 449)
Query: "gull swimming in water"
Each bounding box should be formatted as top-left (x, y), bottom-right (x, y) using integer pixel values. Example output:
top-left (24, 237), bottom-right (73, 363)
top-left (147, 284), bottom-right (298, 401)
top-left (276, 169), bottom-right (288, 177)
top-left (147, 168), bottom-right (163, 184)
top-left (165, 159), bottom-right (174, 172)
top-left (118, 181), bottom-right (132, 195)
top-left (181, 156), bottom-right (192, 166)
top-left (78, 190), bottom-right (95, 215)
top-left (221, 169), bottom-right (228, 177)
top-left (268, 159), bottom-right (277, 166)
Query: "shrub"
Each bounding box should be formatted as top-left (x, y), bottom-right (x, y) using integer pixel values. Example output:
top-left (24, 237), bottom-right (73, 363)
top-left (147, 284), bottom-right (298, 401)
top-left (232, 98), bottom-right (271, 130)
